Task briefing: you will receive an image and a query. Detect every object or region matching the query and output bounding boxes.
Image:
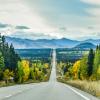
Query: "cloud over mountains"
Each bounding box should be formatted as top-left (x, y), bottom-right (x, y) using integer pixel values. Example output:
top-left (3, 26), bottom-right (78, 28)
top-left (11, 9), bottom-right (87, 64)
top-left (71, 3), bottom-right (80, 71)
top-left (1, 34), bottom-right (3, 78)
top-left (0, 0), bottom-right (100, 40)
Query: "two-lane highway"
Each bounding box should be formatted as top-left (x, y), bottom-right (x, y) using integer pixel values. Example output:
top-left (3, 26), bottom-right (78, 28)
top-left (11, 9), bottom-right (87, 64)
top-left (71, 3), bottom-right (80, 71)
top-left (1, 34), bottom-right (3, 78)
top-left (0, 49), bottom-right (99, 100)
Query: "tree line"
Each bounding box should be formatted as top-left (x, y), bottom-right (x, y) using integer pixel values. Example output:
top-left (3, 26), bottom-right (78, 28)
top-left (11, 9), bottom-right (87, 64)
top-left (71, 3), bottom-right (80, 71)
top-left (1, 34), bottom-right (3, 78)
top-left (0, 34), bottom-right (51, 84)
top-left (17, 59), bottom-right (50, 83)
top-left (60, 46), bottom-right (100, 81)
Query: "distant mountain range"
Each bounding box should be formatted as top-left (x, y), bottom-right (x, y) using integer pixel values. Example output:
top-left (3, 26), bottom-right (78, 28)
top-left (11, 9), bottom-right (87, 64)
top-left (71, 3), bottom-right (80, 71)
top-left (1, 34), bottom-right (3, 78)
top-left (74, 42), bottom-right (96, 50)
top-left (5, 36), bottom-right (100, 49)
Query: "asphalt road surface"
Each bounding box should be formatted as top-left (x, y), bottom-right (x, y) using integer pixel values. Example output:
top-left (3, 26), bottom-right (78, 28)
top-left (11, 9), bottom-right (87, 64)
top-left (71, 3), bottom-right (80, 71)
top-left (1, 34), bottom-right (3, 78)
top-left (0, 49), bottom-right (99, 100)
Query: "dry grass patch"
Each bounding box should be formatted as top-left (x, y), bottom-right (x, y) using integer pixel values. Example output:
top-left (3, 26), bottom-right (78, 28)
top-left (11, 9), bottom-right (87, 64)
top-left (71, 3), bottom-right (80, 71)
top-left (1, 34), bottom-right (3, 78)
top-left (57, 78), bottom-right (100, 98)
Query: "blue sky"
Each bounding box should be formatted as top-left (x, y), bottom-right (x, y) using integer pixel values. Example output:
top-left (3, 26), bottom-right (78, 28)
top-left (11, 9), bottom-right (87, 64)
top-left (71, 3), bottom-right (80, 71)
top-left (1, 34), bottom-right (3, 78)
top-left (0, 0), bottom-right (100, 40)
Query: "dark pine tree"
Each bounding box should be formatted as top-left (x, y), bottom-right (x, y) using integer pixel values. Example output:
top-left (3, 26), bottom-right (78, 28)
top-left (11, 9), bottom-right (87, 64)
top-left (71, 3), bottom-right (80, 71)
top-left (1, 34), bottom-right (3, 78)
top-left (96, 45), bottom-right (99, 50)
top-left (99, 44), bottom-right (100, 50)
top-left (9, 43), bottom-right (21, 71)
top-left (87, 49), bottom-right (94, 77)
top-left (0, 52), bottom-right (5, 80)
top-left (0, 34), bottom-right (21, 71)
top-left (0, 33), bottom-right (2, 52)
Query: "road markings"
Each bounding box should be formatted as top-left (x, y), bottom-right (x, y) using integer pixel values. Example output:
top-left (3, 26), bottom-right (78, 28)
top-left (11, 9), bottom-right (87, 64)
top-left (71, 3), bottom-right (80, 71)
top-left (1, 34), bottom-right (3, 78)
top-left (63, 84), bottom-right (90, 100)
top-left (5, 94), bottom-right (12, 98)
top-left (3, 91), bottom-right (23, 99)
top-left (2, 87), bottom-right (34, 100)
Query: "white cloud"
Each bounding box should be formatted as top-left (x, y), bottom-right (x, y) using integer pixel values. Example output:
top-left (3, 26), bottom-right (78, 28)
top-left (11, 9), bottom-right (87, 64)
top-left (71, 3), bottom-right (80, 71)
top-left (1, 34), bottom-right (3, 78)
top-left (80, 0), bottom-right (100, 38)
top-left (83, 8), bottom-right (100, 33)
top-left (55, 26), bottom-right (100, 40)
top-left (81, 0), bottom-right (100, 5)
top-left (0, 0), bottom-right (100, 40)
top-left (0, 0), bottom-right (55, 36)
top-left (86, 8), bottom-right (100, 17)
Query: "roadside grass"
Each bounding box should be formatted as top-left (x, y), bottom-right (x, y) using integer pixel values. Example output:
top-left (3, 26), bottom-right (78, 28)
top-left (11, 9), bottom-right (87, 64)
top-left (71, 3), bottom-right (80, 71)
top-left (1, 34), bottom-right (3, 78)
top-left (57, 77), bottom-right (100, 98)
top-left (0, 81), bottom-right (15, 87)
top-left (0, 79), bottom-right (43, 88)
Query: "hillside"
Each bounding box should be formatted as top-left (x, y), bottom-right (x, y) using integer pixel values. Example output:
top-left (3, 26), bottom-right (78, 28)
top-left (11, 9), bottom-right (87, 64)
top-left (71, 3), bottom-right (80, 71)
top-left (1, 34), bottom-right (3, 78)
top-left (74, 42), bottom-right (96, 50)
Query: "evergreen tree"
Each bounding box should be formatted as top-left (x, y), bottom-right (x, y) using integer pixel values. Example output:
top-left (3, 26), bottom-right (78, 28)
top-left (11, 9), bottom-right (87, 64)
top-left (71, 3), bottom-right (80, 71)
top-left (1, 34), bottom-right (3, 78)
top-left (4, 43), bottom-right (10, 68)
top-left (0, 52), bottom-right (5, 69)
top-left (9, 43), bottom-right (21, 71)
top-left (0, 52), bottom-right (5, 80)
top-left (87, 49), bottom-right (94, 76)
top-left (0, 33), bottom-right (2, 52)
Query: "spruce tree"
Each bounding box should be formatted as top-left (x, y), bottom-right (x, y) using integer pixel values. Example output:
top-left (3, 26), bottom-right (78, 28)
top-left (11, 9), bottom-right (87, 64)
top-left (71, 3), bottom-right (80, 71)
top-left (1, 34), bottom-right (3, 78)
top-left (87, 49), bottom-right (94, 77)
top-left (9, 44), bottom-right (21, 71)
top-left (0, 52), bottom-right (5, 69)
top-left (0, 52), bottom-right (5, 80)
top-left (0, 33), bottom-right (2, 52)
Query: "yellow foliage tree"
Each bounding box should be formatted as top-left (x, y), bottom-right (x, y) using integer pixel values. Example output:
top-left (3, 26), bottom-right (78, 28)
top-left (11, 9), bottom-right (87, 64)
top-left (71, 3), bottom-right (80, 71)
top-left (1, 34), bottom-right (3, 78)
top-left (21, 60), bottom-right (30, 82)
top-left (44, 63), bottom-right (49, 69)
top-left (3, 69), bottom-right (14, 84)
top-left (97, 65), bottom-right (100, 80)
top-left (72, 60), bottom-right (81, 79)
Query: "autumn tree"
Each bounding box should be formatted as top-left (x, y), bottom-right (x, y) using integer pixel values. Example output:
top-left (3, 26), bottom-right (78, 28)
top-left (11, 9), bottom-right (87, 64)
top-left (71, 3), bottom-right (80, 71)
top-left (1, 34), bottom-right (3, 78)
top-left (17, 60), bottom-right (30, 83)
top-left (72, 60), bottom-right (81, 79)
top-left (78, 56), bottom-right (88, 80)
top-left (3, 69), bottom-right (14, 84)
top-left (21, 60), bottom-right (30, 82)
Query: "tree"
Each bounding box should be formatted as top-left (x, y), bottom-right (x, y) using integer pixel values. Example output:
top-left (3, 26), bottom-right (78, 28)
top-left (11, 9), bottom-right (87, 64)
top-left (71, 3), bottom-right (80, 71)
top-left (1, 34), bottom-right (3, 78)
top-left (0, 35), bottom-right (21, 71)
top-left (17, 61), bottom-right (24, 83)
top-left (87, 49), bottom-right (94, 77)
top-left (0, 52), bottom-right (5, 80)
top-left (3, 69), bottom-right (14, 84)
top-left (4, 43), bottom-right (10, 68)
top-left (17, 60), bottom-right (30, 83)
top-left (21, 60), bottom-right (30, 82)
top-left (72, 60), bottom-right (81, 79)
top-left (93, 45), bottom-right (100, 79)
top-left (30, 67), bottom-right (35, 80)
top-left (9, 43), bottom-right (20, 71)
top-left (0, 33), bottom-right (2, 51)
top-left (0, 34), bottom-right (21, 82)
top-left (97, 65), bottom-right (100, 80)
top-left (79, 56), bottom-right (88, 80)
top-left (0, 52), bottom-right (5, 69)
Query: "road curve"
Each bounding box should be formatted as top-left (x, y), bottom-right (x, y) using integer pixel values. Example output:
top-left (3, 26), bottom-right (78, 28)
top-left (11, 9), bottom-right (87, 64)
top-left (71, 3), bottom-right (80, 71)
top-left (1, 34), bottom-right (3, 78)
top-left (0, 49), bottom-right (99, 100)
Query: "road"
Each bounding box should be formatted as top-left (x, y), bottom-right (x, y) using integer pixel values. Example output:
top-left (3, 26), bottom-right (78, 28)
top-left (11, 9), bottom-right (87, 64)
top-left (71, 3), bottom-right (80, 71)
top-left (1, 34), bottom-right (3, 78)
top-left (0, 49), bottom-right (99, 100)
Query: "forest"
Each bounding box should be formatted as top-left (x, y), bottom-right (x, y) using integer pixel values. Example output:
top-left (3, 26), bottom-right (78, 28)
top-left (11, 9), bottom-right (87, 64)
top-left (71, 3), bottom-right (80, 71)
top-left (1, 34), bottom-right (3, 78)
top-left (0, 34), bottom-right (51, 86)
top-left (57, 46), bottom-right (100, 80)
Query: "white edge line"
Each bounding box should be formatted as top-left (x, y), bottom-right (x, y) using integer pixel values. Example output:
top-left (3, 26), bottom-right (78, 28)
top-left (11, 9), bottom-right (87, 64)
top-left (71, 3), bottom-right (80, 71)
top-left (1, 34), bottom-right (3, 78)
top-left (63, 84), bottom-right (90, 100)
top-left (5, 94), bottom-right (12, 98)
top-left (3, 91), bottom-right (23, 99)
